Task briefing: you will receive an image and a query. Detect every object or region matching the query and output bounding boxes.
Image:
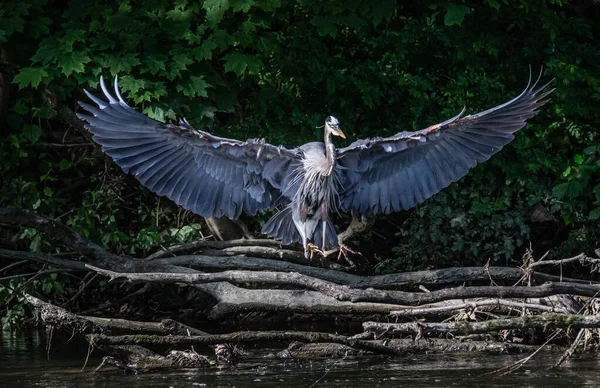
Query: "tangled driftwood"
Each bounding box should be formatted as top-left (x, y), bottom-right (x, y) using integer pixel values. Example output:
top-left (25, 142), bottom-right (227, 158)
top-left (1, 207), bottom-right (599, 373)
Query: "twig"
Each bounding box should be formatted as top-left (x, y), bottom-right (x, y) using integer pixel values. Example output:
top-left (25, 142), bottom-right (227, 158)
top-left (529, 253), bottom-right (599, 268)
top-left (0, 260), bottom-right (28, 274)
top-left (63, 273), bottom-right (99, 307)
top-left (553, 328), bottom-right (586, 368)
top-left (485, 329), bottom-right (563, 377)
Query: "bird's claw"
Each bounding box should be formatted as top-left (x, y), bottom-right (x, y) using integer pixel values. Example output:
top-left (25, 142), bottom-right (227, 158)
top-left (306, 243), bottom-right (361, 265)
top-left (336, 244), bottom-right (361, 264)
top-left (306, 243), bottom-right (325, 261)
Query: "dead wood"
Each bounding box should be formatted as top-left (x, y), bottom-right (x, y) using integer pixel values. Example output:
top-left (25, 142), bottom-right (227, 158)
top-left (88, 331), bottom-right (403, 356)
top-left (86, 264), bottom-right (600, 306)
top-left (95, 346), bottom-right (210, 372)
top-left (0, 208), bottom-right (124, 264)
top-left (388, 299), bottom-right (570, 318)
top-left (145, 238), bottom-right (284, 259)
top-left (25, 294), bottom-right (206, 335)
top-left (529, 253), bottom-right (600, 268)
top-left (362, 314), bottom-right (600, 338)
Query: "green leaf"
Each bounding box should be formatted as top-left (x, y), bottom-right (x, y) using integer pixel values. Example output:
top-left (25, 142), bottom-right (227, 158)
top-left (31, 37), bottom-right (59, 64)
top-left (105, 53), bottom-right (141, 74)
top-left (119, 75), bottom-right (146, 95)
top-left (143, 106), bottom-right (165, 121)
top-left (22, 124), bottom-right (41, 144)
top-left (166, 8), bottom-right (191, 21)
top-left (311, 16), bottom-right (337, 38)
top-left (13, 67), bottom-right (47, 89)
top-left (176, 76), bottom-right (211, 98)
top-left (574, 154), bottom-right (584, 164)
top-left (143, 57), bottom-right (167, 75)
top-left (194, 38), bottom-right (218, 60)
top-left (589, 207), bottom-right (600, 220)
top-left (59, 52), bottom-right (91, 76)
top-left (485, 0), bottom-right (501, 10)
top-left (444, 4), bottom-right (471, 26)
top-left (204, 0), bottom-right (229, 24)
top-left (59, 159), bottom-right (72, 171)
top-left (367, 0), bottom-right (397, 27)
top-left (231, 0), bottom-right (254, 12)
top-left (552, 182), bottom-right (583, 199)
top-left (223, 52), bottom-right (249, 75)
top-left (172, 53), bottom-right (194, 71)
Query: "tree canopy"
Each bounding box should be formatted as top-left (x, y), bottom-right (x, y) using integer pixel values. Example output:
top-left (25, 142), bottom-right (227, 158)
top-left (1, 0), bottom-right (599, 272)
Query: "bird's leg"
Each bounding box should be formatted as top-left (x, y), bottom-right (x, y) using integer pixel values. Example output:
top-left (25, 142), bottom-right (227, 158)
top-left (306, 243), bottom-right (325, 260)
top-left (313, 244), bottom-right (362, 265)
top-left (321, 220), bottom-right (327, 249)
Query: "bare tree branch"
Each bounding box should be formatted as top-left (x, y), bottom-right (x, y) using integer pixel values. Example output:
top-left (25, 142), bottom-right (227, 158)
top-left (86, 264), bottom-right (600, 306)
top-left (362, 314), bottom-right (600, 338)
top-left (0, 208), bottom-right (123, 264)
top-left (388, 298), bottom-right (570, 318)
top-left (25, 294), bottom-right (207, 335)
top-left (88, 331), bottom-right (403, 356)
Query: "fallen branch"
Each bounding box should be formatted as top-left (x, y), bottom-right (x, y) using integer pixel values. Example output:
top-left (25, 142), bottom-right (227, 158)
top-left (530, 253), bottom-right (600, 268)
top-left (88, 331), bottom-right (403, 356)
top-left (87, 264), bottom-right (600, 306)
top-left (0, 208), bottom-right (123, 264)
top-left (388, 299), bottom-right (570, 318)
top-left (362, 314), bottom-right (600, 337)
top-left (145, 238), bottom-right (285, 260)
top-left (25, 294), bottom-right (207, 335)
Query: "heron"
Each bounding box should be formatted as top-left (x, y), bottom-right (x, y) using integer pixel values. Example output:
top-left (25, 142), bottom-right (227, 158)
top-left (78, 70), bottom-right (552, 259)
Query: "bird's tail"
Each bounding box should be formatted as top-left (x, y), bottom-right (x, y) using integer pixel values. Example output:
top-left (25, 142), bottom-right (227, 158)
top-left (261, 206), bottom-right (300, 246)
top-left (262, 206), bottom-right (338, 250)
top-left (313, 218), bottom-right (338, 250)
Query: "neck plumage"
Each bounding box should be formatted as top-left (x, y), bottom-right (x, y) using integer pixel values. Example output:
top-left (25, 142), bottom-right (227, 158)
top-left (323, 129), bottom-right (336, 177)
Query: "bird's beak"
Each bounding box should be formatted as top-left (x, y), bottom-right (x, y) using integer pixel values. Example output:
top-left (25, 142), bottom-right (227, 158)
top-left (333, 128), bottom-right (346, 139)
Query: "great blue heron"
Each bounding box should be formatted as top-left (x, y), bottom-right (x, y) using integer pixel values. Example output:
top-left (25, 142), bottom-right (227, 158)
top-left (78, 71), bottom-right (552, 258)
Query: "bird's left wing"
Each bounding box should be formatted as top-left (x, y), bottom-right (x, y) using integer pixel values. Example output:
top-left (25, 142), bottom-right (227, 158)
top-left (337, 70), bottom-right (553, 215)
top-left (77, 76), bottom-right (300, 219)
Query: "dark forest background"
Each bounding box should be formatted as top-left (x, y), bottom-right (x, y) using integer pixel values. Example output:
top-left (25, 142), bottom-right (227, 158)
top-left (1, 0), bottom-right (598, 307)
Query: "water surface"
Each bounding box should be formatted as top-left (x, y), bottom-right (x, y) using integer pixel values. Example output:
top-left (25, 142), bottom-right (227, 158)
top-left (1, 330), bottom-right (598, 387)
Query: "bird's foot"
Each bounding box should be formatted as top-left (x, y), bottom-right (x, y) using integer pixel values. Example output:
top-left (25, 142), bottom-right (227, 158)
top-left (307, 244), bottom-right (362, 266)
top-left (334, 244), bottom-right (362, 266)
top-left (306, 243), bottom-right (325, 261)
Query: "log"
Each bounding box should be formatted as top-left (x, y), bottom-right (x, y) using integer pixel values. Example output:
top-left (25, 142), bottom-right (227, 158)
top-left (362, 314), bottom-right (600, 337)
top-left (388, 298), bottom-right (570, 318)
top-left (88, 331), bottom-right (404, 356)
top-left (25, 294), bottom-right (206, 335)
top-left (86, 264), bottom-right (600, 306)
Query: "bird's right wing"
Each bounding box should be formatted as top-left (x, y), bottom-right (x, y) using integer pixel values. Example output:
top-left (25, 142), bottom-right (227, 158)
top-left (337, 70), bottom-right (553, 215)
top-left (78, 76), bottom-right (300, 219)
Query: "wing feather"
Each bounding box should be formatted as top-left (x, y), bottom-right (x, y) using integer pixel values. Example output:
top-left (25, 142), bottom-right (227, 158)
top-left (78, 76), bottom-right (299, 219)
top-left (338, 69), bottom-right (553, 215)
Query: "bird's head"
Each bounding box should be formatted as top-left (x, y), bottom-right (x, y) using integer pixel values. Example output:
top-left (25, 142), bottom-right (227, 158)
top-left (324, 116), bottom-right (346, 139)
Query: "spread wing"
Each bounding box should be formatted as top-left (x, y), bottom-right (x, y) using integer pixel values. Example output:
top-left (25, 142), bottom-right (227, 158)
top-left (78, 76), bottom-right (300, 219)
top-left (337, 70), bottom-right (553, 215)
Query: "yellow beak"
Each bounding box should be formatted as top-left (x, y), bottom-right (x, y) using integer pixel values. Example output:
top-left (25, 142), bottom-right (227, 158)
top-left (334, 129), bottom-right (346, 139)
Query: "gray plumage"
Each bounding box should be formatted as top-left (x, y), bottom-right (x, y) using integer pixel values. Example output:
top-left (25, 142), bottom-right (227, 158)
top-left (78, 70), bottom-right (553, 258)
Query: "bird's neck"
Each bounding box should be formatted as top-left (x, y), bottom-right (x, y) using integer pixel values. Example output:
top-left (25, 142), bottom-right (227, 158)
top-left (323, 131), bottom-right (336, 177)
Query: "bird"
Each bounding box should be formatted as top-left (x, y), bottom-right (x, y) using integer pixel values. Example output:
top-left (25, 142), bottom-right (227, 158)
top-left (77, 70), bottom-right (552, 259)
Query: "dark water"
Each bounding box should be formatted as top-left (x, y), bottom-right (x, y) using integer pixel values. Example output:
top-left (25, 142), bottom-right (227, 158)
top-left (1, 330), bottom-right (599, 387)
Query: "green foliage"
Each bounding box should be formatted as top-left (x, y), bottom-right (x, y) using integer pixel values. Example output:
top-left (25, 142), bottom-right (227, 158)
top-left (0, 271), bottom-right (65, 329)
top-left (1, 0), bottom-right (599, 283)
